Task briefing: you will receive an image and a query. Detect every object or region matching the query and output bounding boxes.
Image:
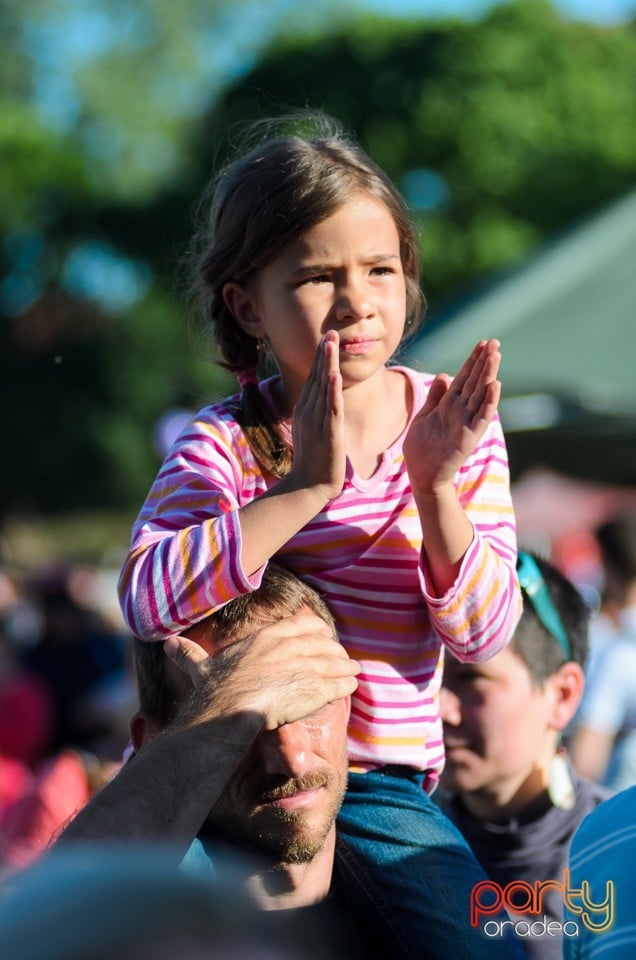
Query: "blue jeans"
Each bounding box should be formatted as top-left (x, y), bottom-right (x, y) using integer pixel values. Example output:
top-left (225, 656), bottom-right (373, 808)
top-left (336, 769), bottom-right (525, 960)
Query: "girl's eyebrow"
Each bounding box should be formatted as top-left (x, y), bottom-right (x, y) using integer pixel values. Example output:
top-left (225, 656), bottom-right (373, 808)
top-left (291, 253), bottom-right (400, 279)
top-left (291, 263), bottom-right (332, 279)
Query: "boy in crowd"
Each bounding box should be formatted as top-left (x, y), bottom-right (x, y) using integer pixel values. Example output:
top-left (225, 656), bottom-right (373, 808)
top-left (439, 552), bottom-right (610, 960)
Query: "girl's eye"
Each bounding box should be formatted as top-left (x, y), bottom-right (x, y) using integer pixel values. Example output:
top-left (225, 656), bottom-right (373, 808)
top-left (296, 274), bottom-right (330, 287)
top-left (371, 266), bottom-right (394, 276)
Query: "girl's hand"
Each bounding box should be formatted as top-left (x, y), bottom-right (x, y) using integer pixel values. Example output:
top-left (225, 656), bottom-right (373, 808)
top-left (236, 332), bottom-right (345, 573)
top-left (404, 339), bottom-right (501, 494)
top-left (289, 331), bottom-right (346, 502)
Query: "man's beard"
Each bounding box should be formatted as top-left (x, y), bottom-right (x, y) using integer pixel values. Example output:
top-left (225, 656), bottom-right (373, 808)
top-left (255, 808), bottom-right (327, 865)
top-left (209, 769), bottom-right (347, 865)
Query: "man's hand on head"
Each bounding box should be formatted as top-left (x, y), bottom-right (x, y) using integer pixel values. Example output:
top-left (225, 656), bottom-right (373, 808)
top-left (55, 608), bottom-right (355, 853)
top-left (163, 613), bottom-right (359, 731)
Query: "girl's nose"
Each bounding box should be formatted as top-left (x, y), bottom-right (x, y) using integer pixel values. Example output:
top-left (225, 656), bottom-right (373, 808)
top-left (334, 278), bottom-right (374, 323)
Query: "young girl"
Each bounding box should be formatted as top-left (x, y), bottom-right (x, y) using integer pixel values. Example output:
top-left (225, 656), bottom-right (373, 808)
top-left (119, 115), bottom-right (522, 958)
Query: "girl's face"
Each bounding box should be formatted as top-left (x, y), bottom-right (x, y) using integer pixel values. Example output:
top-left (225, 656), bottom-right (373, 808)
top-left (240, 194), bottom-right (407, 402)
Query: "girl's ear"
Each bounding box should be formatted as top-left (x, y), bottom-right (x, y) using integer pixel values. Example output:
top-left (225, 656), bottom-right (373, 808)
top-left (222, 282), bottom-right (263, 339)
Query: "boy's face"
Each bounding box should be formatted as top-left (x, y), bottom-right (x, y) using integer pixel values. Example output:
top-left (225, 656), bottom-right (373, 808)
top-left (440, 647), bottom-right (557, 808)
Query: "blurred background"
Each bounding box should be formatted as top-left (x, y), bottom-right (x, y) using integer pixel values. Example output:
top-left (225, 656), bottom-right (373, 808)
top-left (1, 0), bottom-right (635, 865)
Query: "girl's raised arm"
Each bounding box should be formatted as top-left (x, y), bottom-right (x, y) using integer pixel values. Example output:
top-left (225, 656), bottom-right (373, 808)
top-left (119, 335), bottom-right (345, 638)
top-left (403, 339), bottom-right (502, 596)
top-left (239, 331), bottom-right (345, 574)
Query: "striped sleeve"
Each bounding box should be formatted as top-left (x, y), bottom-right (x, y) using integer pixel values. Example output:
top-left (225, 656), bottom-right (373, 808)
top-left (420, 415), bottom-right (522, 661)
top-left (118, 407), bottom-right (267, 640)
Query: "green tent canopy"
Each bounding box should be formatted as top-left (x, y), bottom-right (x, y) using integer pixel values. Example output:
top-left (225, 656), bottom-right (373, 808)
top-left (403, 189), bottom-right (636, 484)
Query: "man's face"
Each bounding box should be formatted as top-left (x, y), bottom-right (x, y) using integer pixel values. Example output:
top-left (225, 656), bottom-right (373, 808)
top-left (177, 606), bottom-right (350, 865)
top-left (208, 696), bottom-right (349, 864)
top-left (440, 647), bottom-right (554, 803)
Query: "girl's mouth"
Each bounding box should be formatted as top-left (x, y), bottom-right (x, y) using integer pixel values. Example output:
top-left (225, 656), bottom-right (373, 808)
top-left (339, 338), bottom-right (376, 355)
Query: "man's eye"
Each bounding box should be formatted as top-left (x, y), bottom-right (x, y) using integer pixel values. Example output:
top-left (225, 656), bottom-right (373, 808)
top-left (302, 274), bottom-right (330, 285)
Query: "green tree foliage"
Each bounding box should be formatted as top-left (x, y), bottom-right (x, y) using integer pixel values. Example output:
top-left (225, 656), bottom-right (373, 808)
top-left (211, 0), bottom-right (636, 308)
top-left (2, 0), bottom-right (635, 519)
top-left (0, 0), bottom-right (260, 516)
top-left (2, 0), bottom-right (352, 519)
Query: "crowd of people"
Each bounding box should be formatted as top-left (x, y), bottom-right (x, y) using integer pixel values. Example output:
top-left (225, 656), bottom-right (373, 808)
top-left (0, 562), bottom-right (129, 868)
top-left (2, 114), bottom-right (634, 958)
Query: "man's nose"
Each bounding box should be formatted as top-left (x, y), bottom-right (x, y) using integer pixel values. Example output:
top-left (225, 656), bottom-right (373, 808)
top-left (440, 685), bottom-right (462, 726)
top-left (256, 722), bottom-right (314, 778)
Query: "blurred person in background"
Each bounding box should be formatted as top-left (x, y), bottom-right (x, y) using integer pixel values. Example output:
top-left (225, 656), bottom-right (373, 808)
top-left (438, 552), bottom-right (609, 960)
top-left (0, 847), bottom-right (335, 960)
top-left (1, 746), bottom-right (120, 873)
top-left (570, 511), bottom-right (636, 790)
top-left (584, 511), bottom-right (636, 673)
top-left (19, 563), bottom-right (129, 755)
top-left (0, 566), bottom-right (53, 767)
top-left (0, 566), bottom-right (52, 844)
top-left (0, 563), bottom-right (129, 876)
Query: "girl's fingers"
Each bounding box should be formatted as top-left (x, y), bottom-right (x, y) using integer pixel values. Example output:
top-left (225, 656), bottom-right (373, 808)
top-left (420, 374), bottom-right (451, 417)
top-left (450, 341), bottom-right (500, 419)
top-left (461, 341), bottom-right (493, 395)
top-left (327, 369), bottom-right (343, 419)
top-left (469, 378), bottom-right (501, 430)
top-left (308, 339), bottom-right (325, 395)
top-left (454, 339), bottom-right (500, 394)
top-left (467, 346), bottom-right (501, 414)
top-left (450, 340), bottom-right (486, 393)
top-left (296, 339), bottom-right (326, 414)
top-left (302, 335), bottom-right (341, 427)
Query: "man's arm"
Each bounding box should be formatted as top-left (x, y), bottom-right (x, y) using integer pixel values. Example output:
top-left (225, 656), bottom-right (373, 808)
top-left (55, 615), bottom-right (359, 855)
top-left (55, 711), bottom-right (259, 853)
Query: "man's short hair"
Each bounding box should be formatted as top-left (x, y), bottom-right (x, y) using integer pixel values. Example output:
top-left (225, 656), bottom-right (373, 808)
top-left (513, 551), bottom-right (590, 685)
top-left (132, 564), bottom-right (337, 726)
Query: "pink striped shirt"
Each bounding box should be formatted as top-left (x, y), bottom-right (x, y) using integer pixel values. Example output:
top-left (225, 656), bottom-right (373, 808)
top-left (119, 367), bottom-right (521, 786)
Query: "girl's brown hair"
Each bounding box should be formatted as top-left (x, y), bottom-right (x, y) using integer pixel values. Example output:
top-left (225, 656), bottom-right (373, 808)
top-left (189, 113), bottom-right (425, 477)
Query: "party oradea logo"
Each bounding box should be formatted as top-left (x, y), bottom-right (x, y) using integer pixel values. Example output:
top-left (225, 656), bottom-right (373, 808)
top-left (470, 869), bottom-right (614, 941)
